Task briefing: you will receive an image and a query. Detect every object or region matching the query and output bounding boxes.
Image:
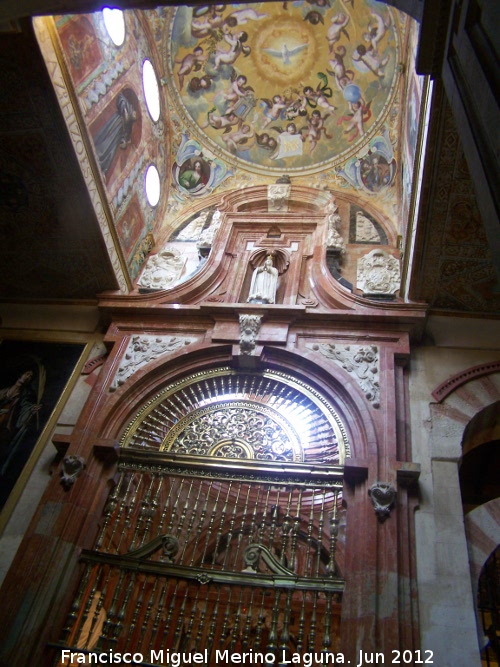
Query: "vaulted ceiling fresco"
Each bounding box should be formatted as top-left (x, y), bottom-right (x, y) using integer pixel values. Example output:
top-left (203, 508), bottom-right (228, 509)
top-left (155, 0), bottom-right (417, 231)
top-left (34, 1), bottom-right (421, 291)
top-left (0, 3), bottom-right (495, 315)
top-left (165, 2), bottom-right (401, 175)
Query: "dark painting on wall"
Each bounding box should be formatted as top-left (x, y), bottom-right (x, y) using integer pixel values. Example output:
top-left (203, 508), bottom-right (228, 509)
top-left (0, 340), bottom-right (85, 511)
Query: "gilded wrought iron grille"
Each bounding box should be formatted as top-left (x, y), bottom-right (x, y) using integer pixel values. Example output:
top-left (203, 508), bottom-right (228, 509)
top-left (54, 370), bottom-right (348, 665)
top-left (120, 368), bottom-right (350, 464)
top-left (56, 461), bottom-right (344, 665)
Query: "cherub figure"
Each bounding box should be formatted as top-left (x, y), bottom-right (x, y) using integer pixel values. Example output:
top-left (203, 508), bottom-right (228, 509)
top-left (353, 44), bottom-right (389, 78)
top-left (222, 123), bottom-right (255, 154)
top-left (284, 90), bottom-right (308, 121)
top-left (327, 12), bottom-right (350, 52)
top-left (303, 84), bottom-right (337, 115)
top-left (190, 5), bottom-right (225, 39)
top-left (205, 109), bottom-right (241, 133)
top-left (188, 75), bottom-right (213, 94)
top-left (327, 45), bottom-right (355, 91)
top-left (176, 46), bottom-right (207, 89)
top-left (363, 11), bottom-right (391, 55)
top-left (223, 72), bottom-right (254, 113)
top-left (336, 100), bottom-right (372, 141)
top-left (256, 132), bottom-right (278, 152)
top-left (302, 109), bottom-right (333, 153)
top-left (271, 122), bottom-right (302, 136)
top-left (261, 95), bottom-right (288, 128)
top-left (214, 29), bottom-right (251, 68)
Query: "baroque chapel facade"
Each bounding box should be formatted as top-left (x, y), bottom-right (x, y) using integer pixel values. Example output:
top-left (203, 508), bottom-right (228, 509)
top-left (0, 1), bottom-right (498, 667)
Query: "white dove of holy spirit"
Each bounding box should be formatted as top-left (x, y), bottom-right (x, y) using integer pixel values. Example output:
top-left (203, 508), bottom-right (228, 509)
top-left (262, 42), bottom-right (308, 64)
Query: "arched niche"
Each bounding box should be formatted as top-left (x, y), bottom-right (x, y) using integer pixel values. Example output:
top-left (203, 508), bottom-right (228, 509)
top-left (459, 401), bottom-right (500, 663)
top-left (60, 345), bottom-right (368, 661)
top-left (98, 342), bottom-right (375, 464)
top-left (239, 248), bottom-right (290, 305)
top-left (119, 365), bottom-right (350, 464)
top-left (465, 499), bottom-right (500, 659)
top-left (459, 400), bottom-right (500, 513)
top-left (420, 366), bottom-right (500, 667)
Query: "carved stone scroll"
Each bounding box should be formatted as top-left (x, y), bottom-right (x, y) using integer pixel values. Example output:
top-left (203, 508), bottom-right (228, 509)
top-left (243, 543), bottom-right (295, 575)
top-left (110, 335), bottom-right (193, 390)
top-left (308, 343), bottom-right (380, 408)
top-left (161, 535), bottom-right (180, 563)
top-left (368, 482), bottom-right (396, 521)
top-left (60, 455), bottom-right (85, 490)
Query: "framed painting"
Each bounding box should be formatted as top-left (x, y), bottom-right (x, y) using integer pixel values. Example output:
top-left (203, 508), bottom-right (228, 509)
top-left (0, 339), bottom-right (87, 526)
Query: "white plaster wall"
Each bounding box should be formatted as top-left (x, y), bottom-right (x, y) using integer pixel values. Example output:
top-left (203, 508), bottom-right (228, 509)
top-left (409, 317), bottom-right (500, 666)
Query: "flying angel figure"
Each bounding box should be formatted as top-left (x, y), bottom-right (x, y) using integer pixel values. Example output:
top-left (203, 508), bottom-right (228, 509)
top-left (262, 42), bottom-right (308, 65)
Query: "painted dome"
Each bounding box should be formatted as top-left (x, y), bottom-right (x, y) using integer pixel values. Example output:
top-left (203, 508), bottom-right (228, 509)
top-left (165, 0), bottom-right (401, 175)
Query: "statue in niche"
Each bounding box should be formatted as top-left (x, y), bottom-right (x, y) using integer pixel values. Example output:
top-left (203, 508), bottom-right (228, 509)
top-left (247, 255), bottom-right (279, 304)
top-left (326, 203), bottom-right (346, 254)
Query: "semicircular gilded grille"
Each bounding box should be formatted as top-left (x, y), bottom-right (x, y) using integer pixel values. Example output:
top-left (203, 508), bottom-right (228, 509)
top-left (121, 368), bottom-right (350, 464)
